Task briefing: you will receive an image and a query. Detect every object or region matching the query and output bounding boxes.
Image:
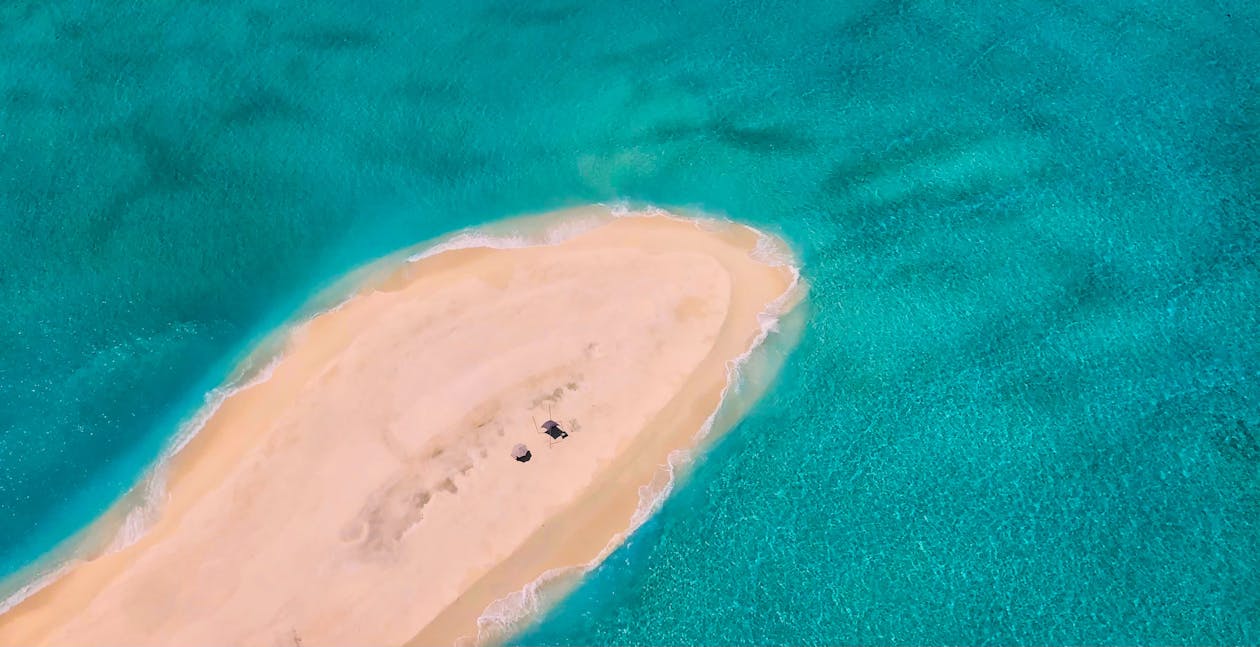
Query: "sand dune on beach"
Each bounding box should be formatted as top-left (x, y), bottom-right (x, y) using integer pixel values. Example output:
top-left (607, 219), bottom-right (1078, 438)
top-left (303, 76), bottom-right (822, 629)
top-left (0, 211), bottom-right (799, 647)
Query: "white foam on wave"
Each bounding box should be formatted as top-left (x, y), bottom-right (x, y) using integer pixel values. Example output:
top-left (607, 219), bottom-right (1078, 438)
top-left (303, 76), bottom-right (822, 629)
top-left (0, 562), bottom-right (66, 617)
top-left (470, 223), bottom-right (807, 646)
top-left (401, 201), bottom-right (701, 273)
top-left (111, 354), bottom-right (283, 551)
top-left (404, 207), bottom-right (621, 263)
top-left (628, 233), bottom-right (804, 530)
top-left (0, 352), bottom-right (285, 616)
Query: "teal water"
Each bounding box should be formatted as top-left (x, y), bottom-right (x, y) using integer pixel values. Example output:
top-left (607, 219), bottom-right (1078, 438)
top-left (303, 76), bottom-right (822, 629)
top-left (2, 0), bottom-right (1257, 642)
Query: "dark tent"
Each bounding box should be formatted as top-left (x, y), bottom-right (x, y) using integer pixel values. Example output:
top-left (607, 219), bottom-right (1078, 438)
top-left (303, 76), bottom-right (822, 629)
top-left (541, 420), bottom-right (569, 439)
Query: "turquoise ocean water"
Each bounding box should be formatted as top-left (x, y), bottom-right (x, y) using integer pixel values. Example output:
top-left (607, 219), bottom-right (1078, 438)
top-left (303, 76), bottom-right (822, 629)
top-left (2, 0), bottom-right (1257, 643)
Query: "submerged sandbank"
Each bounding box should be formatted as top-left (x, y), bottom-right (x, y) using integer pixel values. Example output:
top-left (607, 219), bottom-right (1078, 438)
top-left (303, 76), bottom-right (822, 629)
top-left (0, 207), bottom-right (803, 646)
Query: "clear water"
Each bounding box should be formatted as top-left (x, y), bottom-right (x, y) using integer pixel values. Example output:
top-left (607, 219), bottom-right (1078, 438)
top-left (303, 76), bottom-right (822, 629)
top-left (2, 0), bottom-right (1257, 643)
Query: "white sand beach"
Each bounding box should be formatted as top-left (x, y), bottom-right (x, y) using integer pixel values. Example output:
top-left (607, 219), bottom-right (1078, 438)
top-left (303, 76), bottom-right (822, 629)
top-left (0, 211), bottom-right (799, 647)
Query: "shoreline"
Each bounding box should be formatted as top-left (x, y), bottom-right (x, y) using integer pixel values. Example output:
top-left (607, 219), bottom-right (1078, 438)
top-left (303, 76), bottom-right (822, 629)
top-left (413, 263), bottom-right (806, 647)
top-left (0, 205), bottom-right (618, 618)
top-left (0, 206), bottom-right (805, 646)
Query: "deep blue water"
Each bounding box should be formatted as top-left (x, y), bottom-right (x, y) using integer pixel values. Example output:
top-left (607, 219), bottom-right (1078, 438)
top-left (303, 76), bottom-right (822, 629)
top-left (2, 0), bottom-right (1257, 643)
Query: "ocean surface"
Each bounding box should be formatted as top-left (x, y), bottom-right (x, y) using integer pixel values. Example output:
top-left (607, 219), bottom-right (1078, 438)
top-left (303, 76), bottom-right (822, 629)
top-left (1, 0), bottom-right (1257, 643)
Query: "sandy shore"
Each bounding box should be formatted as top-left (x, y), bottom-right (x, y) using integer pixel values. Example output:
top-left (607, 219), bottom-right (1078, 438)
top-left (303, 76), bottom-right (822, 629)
top-left (0, 210), bottom-right (799, 647)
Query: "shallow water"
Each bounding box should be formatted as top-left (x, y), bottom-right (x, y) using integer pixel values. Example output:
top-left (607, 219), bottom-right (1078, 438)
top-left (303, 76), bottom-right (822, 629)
top-left (1, 0), bottom-right (1257, 643)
